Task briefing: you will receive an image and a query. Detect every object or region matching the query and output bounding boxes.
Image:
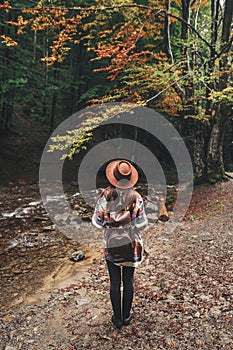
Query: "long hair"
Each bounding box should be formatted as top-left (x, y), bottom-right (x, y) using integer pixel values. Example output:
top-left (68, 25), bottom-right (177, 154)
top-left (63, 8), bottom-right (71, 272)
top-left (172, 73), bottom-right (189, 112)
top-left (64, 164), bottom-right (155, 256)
top-left (101, 186), bottom-right (137, 212)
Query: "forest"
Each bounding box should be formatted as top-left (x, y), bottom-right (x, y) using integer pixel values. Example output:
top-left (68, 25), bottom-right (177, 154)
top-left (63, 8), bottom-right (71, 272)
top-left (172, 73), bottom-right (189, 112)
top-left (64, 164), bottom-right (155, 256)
top-left (0, 2), bottom-right (233, 349)
top-left (0, 0), bottom-right (232, 183)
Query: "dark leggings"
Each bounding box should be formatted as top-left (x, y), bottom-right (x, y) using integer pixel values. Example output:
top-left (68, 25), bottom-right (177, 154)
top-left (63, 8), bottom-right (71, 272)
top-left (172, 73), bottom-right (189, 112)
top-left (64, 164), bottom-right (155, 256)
top-left (106, 259), bottom-right (135, 319)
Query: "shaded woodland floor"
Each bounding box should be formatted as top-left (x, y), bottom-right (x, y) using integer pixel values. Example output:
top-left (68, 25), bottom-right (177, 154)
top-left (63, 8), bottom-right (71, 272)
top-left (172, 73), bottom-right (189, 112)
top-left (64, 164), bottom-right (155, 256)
top-left (0, 179), bottom-right (232, 350)
top-left (0, 115), bottom-right (232, 349)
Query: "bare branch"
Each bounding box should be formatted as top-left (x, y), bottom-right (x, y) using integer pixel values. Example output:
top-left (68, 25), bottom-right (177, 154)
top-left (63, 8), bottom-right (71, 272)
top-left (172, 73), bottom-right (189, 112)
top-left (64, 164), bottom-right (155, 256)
top-left (159, 11), bottom-right (216, 55)
top-left (145, 72), bottom-right (190, 104)
top-left (212, 35), bottom-right (233, 62)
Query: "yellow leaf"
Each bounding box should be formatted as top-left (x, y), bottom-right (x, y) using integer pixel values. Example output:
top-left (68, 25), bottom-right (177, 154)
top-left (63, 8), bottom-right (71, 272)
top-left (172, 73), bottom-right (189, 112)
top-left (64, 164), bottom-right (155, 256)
top-left (0, 35), bottom-right (17, 47)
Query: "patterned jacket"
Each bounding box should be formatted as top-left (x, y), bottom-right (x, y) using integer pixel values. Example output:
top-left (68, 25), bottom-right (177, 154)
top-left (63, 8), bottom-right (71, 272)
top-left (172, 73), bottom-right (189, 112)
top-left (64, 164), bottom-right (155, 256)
top-left (92, 189), bottom-right (148, 267)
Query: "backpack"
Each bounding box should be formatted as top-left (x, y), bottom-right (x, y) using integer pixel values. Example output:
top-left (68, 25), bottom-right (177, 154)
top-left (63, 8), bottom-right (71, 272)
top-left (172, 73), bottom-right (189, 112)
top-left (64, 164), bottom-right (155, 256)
top-left (105, 209), bottom-right (136, 263)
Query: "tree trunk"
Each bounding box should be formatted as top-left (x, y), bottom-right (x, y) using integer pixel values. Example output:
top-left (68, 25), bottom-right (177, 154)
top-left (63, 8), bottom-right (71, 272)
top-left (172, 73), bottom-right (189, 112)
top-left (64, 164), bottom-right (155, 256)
top-left (68, 45), bottom-right (82, 115)
top-left (223, 119), bottom-right (233, 168)
top-left (0, 11), bottom-right (14, 132)
top-left (221, 0), bottom-right (233, 45)
top-left (219, 0), bottom-right (233, 86)
top-left (164, 0), bottom-right (173, 63)
top-left (180, 117), bottom-right (210, 182)
top-left (49, 64), bottom-right (58, 134)
top-left (181, 0), bottom-right (194, 113)
top-left (206, 0), bottom-right (233, 181)
top-left (206, 106), bottom-right (229, 182)
top-left (205, 0), bottom-right (220, 114)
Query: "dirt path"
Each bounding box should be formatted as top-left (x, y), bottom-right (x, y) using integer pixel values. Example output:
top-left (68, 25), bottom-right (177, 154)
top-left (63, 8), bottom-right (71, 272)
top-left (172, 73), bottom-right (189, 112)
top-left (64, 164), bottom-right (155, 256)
top-left (0, 180), bottom-right (232, 350)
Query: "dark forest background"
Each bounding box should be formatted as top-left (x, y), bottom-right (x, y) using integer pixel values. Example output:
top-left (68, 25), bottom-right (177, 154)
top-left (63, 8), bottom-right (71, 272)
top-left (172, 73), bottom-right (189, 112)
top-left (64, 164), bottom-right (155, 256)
top-left (0, 0), bottom-right (232, 185)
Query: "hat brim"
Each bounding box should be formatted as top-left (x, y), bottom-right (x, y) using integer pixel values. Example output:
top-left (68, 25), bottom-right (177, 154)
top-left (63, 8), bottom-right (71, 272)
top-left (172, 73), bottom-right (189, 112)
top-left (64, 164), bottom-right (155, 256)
top-left (105, 160), bottom-right (138, 189)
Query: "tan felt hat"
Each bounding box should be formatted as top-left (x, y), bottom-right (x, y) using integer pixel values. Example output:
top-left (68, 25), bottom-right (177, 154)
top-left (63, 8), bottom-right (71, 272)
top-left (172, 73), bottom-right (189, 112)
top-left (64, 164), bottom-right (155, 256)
top-left (105, 160), bottom-right (138, 189)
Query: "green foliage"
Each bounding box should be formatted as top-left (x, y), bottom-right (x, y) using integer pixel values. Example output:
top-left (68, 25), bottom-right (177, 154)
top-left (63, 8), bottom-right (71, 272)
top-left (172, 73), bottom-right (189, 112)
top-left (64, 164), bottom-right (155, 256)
top-left (207, 173), bottom-right (222, 184)
top-left (1, 78), bottom-right (26, 94)
top-left (166, 193), bottom-right (175, 205)
top-left (208, 87), bottom-right (233, 105)
top-left (77, 84), bottom-right (113, 104)
top-left (0, 0), bottom-right (232, 183)
top-left (48, 104), bottom-right (137, 158)
top-left (225, 163), bottom-right (233, 171)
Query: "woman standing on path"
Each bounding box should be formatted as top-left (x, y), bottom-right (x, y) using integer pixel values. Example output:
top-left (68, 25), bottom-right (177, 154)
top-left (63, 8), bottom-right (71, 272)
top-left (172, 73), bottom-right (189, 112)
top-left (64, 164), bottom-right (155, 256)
top-left (92, 160), bottom-right (148, 329)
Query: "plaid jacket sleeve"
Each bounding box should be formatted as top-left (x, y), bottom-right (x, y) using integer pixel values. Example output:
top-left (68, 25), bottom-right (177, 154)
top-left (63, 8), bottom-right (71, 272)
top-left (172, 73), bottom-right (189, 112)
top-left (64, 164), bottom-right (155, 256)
top-left (92, 195), bottom-right (109, 229)
top-left (133, 195), bottom-right (148, 230)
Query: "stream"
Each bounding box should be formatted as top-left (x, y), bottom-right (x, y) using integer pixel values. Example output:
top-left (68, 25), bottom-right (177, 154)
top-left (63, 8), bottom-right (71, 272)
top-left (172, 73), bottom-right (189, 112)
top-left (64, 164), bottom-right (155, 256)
top-left (0, 182), bottom-right (180, 316)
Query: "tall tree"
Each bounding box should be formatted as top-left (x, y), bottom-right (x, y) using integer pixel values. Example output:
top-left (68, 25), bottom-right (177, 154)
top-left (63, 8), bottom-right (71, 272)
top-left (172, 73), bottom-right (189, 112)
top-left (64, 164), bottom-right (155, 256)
top-left (181, 0), bottom-right (194, 110)
top-left (206, 0), bottom-right (233, 181)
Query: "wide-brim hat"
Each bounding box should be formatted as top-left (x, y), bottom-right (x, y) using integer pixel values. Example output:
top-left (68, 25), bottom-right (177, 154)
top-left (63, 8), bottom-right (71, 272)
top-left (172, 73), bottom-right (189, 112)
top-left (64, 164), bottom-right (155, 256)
top-left (106, 160), bottom-right (138, 189)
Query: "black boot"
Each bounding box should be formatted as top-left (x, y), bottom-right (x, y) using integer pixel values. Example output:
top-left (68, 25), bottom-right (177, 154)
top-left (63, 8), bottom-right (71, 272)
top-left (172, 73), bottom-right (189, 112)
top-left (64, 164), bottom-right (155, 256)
top-left (122, 314), bottom-right (133, 326)
top-left (112, 315), bottom-right (123, 329)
